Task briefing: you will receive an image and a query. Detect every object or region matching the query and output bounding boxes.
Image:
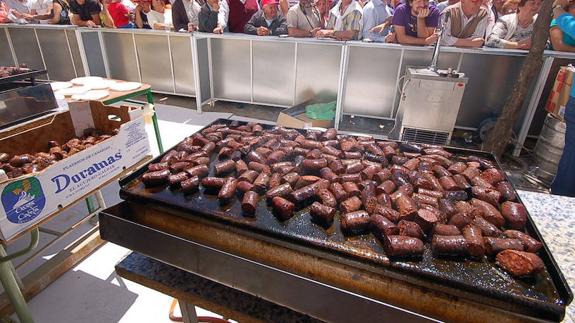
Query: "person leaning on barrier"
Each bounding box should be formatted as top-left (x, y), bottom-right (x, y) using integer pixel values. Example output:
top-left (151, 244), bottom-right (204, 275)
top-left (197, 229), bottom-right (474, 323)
top-left (549, 0), bottom-right (575, 51)
top-left (107, 0), bottom-right (133, 27)
top-left (135, 0), bottom-right (152, 28)
top-left (222, 0), bottom-right (259, 33)
top-left (550, 0), bottom-right (575, 197)
top-left (315, 0), bottom-right (331, 26)
top-left (69, 0), bottom-right (102, 26)
top-left (244, 0), bottom-right (287, 35)
top-left (198, 0), bottom-right (227, 32)
top-left (485, 0), bottom-right (540, 49)
top-left (362, 0), bottom-right (399, 42)
top-left (440, 0), bottom-right (489, 47)
top-left (390, 0), bottom-right (439, 45)
top-left (286, 0), bottom-right (322, 37)
top-left (23, 0), bottom-right (70, 23)
top-left (315, 0), bottom-right (362, 40)
top-left (147, 0), bottom-right (173, 29)
top-left (172, 0), bottom-right (200, 31)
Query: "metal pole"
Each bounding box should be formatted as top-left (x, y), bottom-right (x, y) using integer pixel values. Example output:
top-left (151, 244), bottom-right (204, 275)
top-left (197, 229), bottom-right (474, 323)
top-left (0, 228), bottom-right (40, 323)
top-left (147, 90), bottom-right (164, 153)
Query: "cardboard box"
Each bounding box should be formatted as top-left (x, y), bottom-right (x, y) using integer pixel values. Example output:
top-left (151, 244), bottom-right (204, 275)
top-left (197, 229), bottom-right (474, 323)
top-left (277, 103), bottom-right (334, 129)
top-left (545, 65), bottom-right (575, 120)
top-left (0, 101), bottom-right (150, 241)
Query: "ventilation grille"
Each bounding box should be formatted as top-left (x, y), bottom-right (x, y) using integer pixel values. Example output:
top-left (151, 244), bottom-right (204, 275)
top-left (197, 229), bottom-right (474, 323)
top-left (401, 127), bottom-right (450, 145)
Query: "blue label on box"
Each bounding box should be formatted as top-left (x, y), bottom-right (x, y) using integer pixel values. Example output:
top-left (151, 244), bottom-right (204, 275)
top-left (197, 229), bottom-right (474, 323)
top-left (2, 178), bottom-right (46, 224)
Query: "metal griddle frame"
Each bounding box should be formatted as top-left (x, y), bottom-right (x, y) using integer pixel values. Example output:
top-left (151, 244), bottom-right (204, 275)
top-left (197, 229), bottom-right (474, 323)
top-left (111, 118), bottom-right (573, 321)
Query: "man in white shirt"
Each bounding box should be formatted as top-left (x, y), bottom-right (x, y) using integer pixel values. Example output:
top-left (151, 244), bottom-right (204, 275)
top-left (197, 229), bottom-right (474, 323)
top-left (440, 0), bottom-right (488, 47)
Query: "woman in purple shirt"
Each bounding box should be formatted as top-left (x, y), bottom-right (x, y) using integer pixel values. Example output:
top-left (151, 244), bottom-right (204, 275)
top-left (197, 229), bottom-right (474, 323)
top-left (391, 0), bottom-right (440, 45)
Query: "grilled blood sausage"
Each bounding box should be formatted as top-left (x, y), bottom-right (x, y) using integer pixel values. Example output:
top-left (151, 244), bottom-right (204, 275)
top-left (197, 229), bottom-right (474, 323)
top-left (496, 250), bottom-right (544, 277)
top-left (503, 230), bottom-right (542, 252)
top-left (309, 202), bottom-right (336, 226)
top-left (272, 196), bottom-right (295, 220)
top-left (142, 169), bottom-right (170, 186)
top-left (432, 235), bottom-right (468, 256)
top-left (500, 201), bottom-right (528, 230)
top-left (340, 211), bottom-right (371, 235)
top-left (433, 224), bottom-right (461, 236)
top-left (242, 191), bottom-right (260, 215)
top-left (370, 214), bottom-right (399, 239)
top-left (463, 225), bottom-right (485, 258)
top-left (383, 235), bottom-right (424, 257)
top-left (484, 237), bottom-right (524, 255)
top-left (181, 176), bottom-right (200, 193)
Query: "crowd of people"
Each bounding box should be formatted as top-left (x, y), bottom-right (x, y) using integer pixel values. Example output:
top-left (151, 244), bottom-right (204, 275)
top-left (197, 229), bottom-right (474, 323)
top-left (1, 0), bottom-right (575, 50)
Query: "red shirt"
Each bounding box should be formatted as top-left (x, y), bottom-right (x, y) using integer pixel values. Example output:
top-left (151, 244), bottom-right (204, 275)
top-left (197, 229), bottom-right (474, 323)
top-left (108, 2), bottom-right (130, 27)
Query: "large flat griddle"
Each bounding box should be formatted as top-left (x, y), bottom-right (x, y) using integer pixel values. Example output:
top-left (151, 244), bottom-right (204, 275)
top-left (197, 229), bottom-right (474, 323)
top-left (118, 119), bottom-right (572, 321)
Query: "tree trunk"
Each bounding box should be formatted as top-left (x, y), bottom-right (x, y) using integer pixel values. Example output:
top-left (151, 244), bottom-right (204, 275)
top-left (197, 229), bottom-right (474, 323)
top-left (482, 0), bottom-right (554, 158)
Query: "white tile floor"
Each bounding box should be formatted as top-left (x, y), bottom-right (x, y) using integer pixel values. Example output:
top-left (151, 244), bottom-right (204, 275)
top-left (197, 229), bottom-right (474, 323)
top-left (6, 104), bottom-right (235, 323)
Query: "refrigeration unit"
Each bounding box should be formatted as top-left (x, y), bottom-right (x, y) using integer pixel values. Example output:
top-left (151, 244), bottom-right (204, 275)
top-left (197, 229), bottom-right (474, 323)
top-left (397, 67), bottom-right (468, 145)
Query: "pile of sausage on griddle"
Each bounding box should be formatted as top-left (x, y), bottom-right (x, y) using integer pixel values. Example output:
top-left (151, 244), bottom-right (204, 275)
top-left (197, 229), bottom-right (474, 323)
top-left (0, 128), bottom-right (116, 179)
top-left (141, 122), bottom-right (545, 278)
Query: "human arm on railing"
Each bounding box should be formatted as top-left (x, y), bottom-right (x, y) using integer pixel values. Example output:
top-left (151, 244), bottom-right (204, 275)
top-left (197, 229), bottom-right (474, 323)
top-left (273, 14), bottom-right (288, 35)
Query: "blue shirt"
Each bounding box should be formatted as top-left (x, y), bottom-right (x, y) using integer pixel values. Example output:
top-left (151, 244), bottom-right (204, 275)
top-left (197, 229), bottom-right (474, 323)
top-left (362, 0), bottom-right (394, 42)
top-left (555, 14), bottom-right (575, 97)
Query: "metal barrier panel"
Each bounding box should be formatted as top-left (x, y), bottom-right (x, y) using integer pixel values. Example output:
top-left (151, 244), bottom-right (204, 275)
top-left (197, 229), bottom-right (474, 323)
top-left (81, 31), bottom-right (107, 77)
top-left (0, 28), bottom-right (15, 66)
top-left (252, 40), bottom-right (295, 106)
top-left (194, 37), bottom-right (210, 103)
top-left (101, 31), bottom-right (139, 81)
top-left (134, 33), bottom-right (173, 93)
top-left (343, 45), bottom-right (402, 118)
top-left (457, 52), bottom-right (526, 128)
top-left (66, 29), bottom-right (85, 77)
top-left (295, 42), bottom-right (341, 104)
top-left (171, 35), bottom-right (196, 96)
top-left (7, 28), bottom-right (45, 72)
top-left (211, 37), bottom-right (251, 102)
top-left (35, 28), bottom-right (76, 81)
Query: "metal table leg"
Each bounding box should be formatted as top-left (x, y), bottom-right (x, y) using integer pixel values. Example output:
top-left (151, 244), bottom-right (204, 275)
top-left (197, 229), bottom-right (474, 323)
top-left (146, 90), bottom-right (164, 154)
top-left (179, 300), bottom-right (198, 323)
top-left (0, 228), bottom-right (40, 323)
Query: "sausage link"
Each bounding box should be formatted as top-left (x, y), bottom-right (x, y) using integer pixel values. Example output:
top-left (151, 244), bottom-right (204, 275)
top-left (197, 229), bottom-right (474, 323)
top-left (496, 250), bottom-right (544, 277)
top-left (500, 201), bottom-right (528, 230)
top-left (370, 214), bottom-right (399, 239)
top-left (340, 210), bottom-right (371, 235)
top-left (272, 196), bottom-right (295, 220)
top-left (383, 235), bottom-right (424, 257)
top-left (241, 191), bottom-right (260, 215)
top-left (218, 179), bottom-right (238, 201)
top-left (503, 230), bottom-right (542, 252)
top-left (432, 235), bottom-right (468, 256)
top-left (142, 169), bottom-right (170, 186)
top-left (266, 183), bottom-right (293, 201)
top-left (398, 220), bottom-right (425, 240)
top-left (433, 224), bottom-right (461, 236)
top-left (214, 159), bottom-right (236, 176)
top-left (463, 225), bottom-right (485, 258)
top-left (309, 202), bottom-right (336, 226)
top-left (181, 176), bottom-right (200, 193)
top-left (484, 237), bottom-right (524, 255)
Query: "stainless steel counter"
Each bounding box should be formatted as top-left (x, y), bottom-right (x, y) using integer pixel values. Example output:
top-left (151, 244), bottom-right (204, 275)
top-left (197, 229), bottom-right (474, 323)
top-left (2, 24), bottom-right (574, 154)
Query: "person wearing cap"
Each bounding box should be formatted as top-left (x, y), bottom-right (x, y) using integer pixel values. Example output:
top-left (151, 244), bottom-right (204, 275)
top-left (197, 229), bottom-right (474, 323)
top-left (286, 0), bottom-right (322, 37)
top-left (440, 0), bottom-right (489, 47)
top-left (315, 0), bottom-right (363, 40)
top-left (244, 0), bottom-right (287, 35)
top-left (220, 0), bottom-right (258, 33)
top-left (172, 0), bottom-right (200, 31)
top-left (198, 0), bottom-right (228, 32)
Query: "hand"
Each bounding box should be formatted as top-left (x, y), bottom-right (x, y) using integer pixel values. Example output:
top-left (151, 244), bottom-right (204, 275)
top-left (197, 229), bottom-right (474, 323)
top-left (86, 20), bottom-right (97, 27)
top-left (256, 26), bottom-right (270, 36)
top-left (517, 38), bottom-right (531, 49)
top-left (310, 27), bottom-right (321, 37)
top-left (424, 33), bottom-right (438, 45)
top-left (188, 22), bottom-right (197, 32)
top-left (10, 9), bottom-right (23, 18)
top-left (385, 32), bottom-right (396, 43)
top-left (315, 29), bottom-right (332, 38)
top-left (370, 23), bottom-right (387, 34)
top-left (553, 0), bottom-right (569, 8)
top-left (417, 8), bottom-right (430, 19)
top-left (213, 25), bottom-right (223, 34)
